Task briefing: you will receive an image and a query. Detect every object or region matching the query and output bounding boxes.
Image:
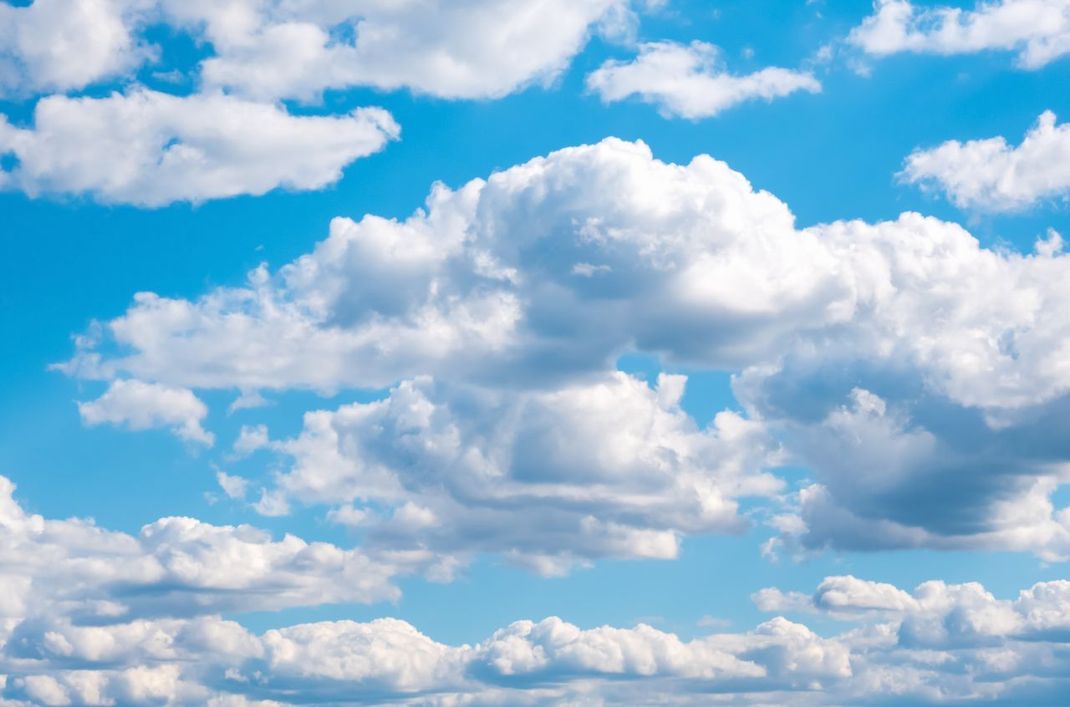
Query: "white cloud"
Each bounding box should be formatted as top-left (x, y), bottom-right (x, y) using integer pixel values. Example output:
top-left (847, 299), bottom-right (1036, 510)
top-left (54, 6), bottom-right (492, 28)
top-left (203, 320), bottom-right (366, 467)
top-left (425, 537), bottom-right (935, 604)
top-left (849, 0), bottom-right (1070, 68)
top-left (216, 470), bottom-right (250, 500)
top-left (58, 138), bottom-right (849, 392)
top-left (188, 0), bottom-right (635, 101)
top-left (757, 575), bottom-right (1070, 649)
top-left (0, 530), bottom-right (1069, 706)
top-left (0, 88), bottom-right (399, 206)
top-left (901, 110), bottom-right (1070, 211)
top-left (232, 424), bottom-right (269, 457)
top-left (260, 372), bottom-right (780, 573)
top-left (0, 0), bottom-right (151, 96)
top-left (78, 379), bottom-right (214, 446)
top-left (0, 0), bottom-right (639, 101)
top-left (0, 474), bottom-right (402, 628)
top-left (586, 41), bottom-right (821, 119)
top-left (60, 137), bottom-right (1070, 558)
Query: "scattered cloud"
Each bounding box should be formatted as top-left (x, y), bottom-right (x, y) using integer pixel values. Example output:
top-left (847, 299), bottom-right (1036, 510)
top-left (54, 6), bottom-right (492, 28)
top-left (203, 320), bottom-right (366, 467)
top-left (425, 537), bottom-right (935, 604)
top-left (901, 110), bottom-right (1070, 211)
top-left (78, 379), bottom-right (214, 446)
top-left (0, 0), bottom-right (644, 101)
top-left (0, 89), bottom-right (399, 206)
top-left (849, 0), bottom-right (1070, 68)
top-left (587, 41), bottom-right (820, 119)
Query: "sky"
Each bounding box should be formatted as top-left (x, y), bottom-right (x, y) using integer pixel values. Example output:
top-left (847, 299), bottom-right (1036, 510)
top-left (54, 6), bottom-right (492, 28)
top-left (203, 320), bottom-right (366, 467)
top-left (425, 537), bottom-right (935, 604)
top-left (3, 0), bottom-right (1070, 704)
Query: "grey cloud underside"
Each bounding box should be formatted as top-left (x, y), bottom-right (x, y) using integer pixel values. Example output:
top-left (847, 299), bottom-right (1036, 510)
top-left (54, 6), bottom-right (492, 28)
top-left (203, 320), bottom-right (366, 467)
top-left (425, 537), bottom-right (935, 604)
top-left (61, 137), bottom-right (1070, 561)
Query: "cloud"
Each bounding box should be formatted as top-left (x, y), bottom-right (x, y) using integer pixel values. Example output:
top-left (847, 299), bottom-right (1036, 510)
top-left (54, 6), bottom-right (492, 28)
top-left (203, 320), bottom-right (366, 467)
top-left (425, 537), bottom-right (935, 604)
top-left (0, 0), bottom-right (639, 101)
top-left (60, 137), bottom-right (1070, 559)
top-left (78, 379), bottom-right (214, 446)
top-left (216, 471), bottom-right (250, 500)
top-left (58, 138), bottom-right (849, 392)
top-left (0, 88), bottom-right (399, 206)
top-left (849, 0), bottom-right (1070, 69)
top-left (901, 111), bottom-right (1070, 211)
top-left (0, 474), bottom-right (402, 629)
top-left (8, 583), bottom-right (1070, 704)
top-left (756, 575), bottom-right (1070, 649)
top-left (0, 0), bottom-right (150, 96)
top-left (231, 424), bottom-right (269, 458)
top-left (253, 372), bottom-right (780, 574)
top-left (1, 490), bottom-right (1070, 707)
top-left (754, 383), bottom-right (1070, 559)
top-left (586, 41), bottom-right (821, 119)
top-left (188, 0), bottom-right (636, 101)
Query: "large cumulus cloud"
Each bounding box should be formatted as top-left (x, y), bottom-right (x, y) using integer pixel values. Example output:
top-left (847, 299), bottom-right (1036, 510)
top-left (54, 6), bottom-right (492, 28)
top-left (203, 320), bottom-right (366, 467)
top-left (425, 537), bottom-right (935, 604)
top-left (60, 137), bottom-right (1070, 560)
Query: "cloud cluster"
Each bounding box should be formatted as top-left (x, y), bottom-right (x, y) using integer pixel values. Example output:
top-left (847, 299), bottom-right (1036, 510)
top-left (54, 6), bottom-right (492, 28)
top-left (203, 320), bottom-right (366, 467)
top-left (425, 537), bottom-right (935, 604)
top-left (0, 0), bottom-right (637, 101)
top-left (61, 138), bottom-right (1070, 561)
top-left (0, 1), bottom-right (657, 206)
top-left (850, 0), bottom-right (1070, 69)
top-left (0, 483), bottom-right (865, 703)
top-left (587, 41), bottom-right (821, 119)
top-left (902, 110), bottom-right (1070, 211)
top-left (185, 0), bottom-right (635, 102)
top-left (757, 574), bottom-right (1070, 649)
top-left (1, 521), bottom-right (1069, 707)
top-left (0, 474), bottom-right (401, 633)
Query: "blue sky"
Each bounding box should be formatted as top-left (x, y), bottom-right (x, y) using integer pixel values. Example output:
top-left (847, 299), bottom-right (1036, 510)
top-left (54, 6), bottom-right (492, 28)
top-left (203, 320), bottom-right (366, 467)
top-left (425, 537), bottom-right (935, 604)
top-left (4, 0), bottom-right (1070, 704)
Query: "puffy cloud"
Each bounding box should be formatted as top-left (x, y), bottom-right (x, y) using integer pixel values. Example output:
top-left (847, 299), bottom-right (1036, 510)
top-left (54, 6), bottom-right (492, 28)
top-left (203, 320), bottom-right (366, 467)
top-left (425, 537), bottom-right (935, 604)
top-left (0, 88), bottom-right (398, 206)
top-left (586, 41), bottom-right (820, 119)
top-left (78, 379), bottom-right (214, 446)
top-left (260, 372), bottom-right (780, 573)
top-left (3, 548), bottom-right (1070, 704)
top-left (813, 575), bottom-right (919, 614)
top-left (756, 384), bottom-right (1070, 559)
top-left (0, 0), bottom-right (640, 101)
top-left (849, 0), bottom-right (1070, 69)
top-left (902, 111), bottom-right (1070, 211)
top-left (0, 474), bottom-right (401, 630)
top-left (58, 138), bottom-right (849, 391)
top-left (0, 0), bottom-right (150, 96)
top-left (187, 0), bottom-right (635, 101)
top-left (756, 575), bottom-right (1070, 649)
top-left (61, 138), bottom-right (1070, 558)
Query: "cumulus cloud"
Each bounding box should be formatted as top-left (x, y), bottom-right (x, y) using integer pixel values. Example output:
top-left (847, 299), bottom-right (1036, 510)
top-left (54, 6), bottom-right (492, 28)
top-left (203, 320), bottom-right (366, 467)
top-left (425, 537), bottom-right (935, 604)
top-left (586, 41), bottom-right (821, 119)
top-left (0, 88), bottom-right (399, 206)
top-left (0, 474), bottom-right (401, 629)
top-left (0, 486), bottom-right (1068, 707)
top-left (757, 575), bottom-right (1070, 649)
top-left (187, 0), bottom-right (636, 101)
top-left (254, 372), bottom-right (780, 573)
top-left (0, 0), bottom-right (151, 95)
top-left (60, 137), bottom-right (1070, 558)
top-left (78, 379), bottom-right (214, 445)
top-left (5, 576), bottom-right (1070, 704)
top-left (849, 0), bottom-right (1070, 68)
top-left (0, 0), bottom-right (639, 100)
top-left (901, 110), bottom-right (1070, 211)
